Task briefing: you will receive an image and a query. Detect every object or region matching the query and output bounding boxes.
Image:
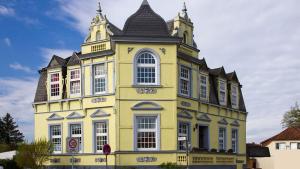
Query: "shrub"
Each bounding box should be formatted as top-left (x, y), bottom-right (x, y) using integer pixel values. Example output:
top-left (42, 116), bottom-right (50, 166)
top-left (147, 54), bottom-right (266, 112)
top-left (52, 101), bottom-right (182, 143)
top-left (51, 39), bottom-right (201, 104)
top-left (160, 162), bottom-right (183, 169)
top-left (0, 159), bottom-right (21, 169)
top-left (210, 148), bottom-right (217, 153)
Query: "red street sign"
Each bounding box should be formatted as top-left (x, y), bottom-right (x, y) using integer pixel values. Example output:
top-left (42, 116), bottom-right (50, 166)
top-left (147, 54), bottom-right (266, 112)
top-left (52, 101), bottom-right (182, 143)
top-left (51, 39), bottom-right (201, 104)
top-left (67, 137), bottom-right (79, 153)
top-left (103, 144), bottom-right (111, 155)
top-left (69, 138), bottom-right (78, 149)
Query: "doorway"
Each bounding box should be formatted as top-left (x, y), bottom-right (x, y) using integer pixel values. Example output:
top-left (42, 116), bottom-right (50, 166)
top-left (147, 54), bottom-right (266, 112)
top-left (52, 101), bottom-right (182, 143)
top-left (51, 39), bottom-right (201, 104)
top-left (198, 125), bottom-right (209, 150)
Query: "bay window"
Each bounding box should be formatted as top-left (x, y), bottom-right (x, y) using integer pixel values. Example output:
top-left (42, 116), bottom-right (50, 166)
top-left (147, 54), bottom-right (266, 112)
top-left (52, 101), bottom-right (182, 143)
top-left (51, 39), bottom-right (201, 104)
top-left (135, 116), bottom-right (159, 151)
top-left (180, 66), bottom-right (191, 96)
top-left (50, 125), bottom-right (62, 154)
top-left (70, 69), bottom-right (81, 96)
top-left (94, 122), bottom-right (108, 153)
top-left (94, 64), bottom-right (106, 94)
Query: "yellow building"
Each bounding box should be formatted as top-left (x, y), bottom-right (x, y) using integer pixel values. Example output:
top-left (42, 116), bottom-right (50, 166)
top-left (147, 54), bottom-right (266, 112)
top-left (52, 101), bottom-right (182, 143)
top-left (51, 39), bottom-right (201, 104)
top-left (33, 1), bottom-right (247, 169)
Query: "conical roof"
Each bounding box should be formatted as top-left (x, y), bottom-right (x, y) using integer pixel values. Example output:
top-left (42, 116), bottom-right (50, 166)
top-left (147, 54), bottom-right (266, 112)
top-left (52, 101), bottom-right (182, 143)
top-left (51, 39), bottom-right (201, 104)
top-left (123, 0), bottom-right (170, 37)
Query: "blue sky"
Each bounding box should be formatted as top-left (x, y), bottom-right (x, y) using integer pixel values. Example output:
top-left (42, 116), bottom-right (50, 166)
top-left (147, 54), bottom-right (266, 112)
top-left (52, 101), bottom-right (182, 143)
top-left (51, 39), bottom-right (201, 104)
top-left (0, 0), bottom-right (300, 143)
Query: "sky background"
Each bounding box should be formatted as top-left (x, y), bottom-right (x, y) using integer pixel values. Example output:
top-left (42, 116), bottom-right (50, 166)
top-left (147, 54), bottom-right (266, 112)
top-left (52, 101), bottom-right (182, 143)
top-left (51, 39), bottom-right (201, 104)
top-left (0, 0), bottom-right (299, 143)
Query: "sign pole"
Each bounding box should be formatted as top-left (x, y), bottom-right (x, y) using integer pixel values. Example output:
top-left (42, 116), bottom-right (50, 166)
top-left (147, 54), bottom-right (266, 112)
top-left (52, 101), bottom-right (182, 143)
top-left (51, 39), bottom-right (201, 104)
top-left (72, 151), bottom-right (74, 169)
top-left (186, 136), bottom-right (189, 169)
top-left (106, 154), bottom-right (108, 169)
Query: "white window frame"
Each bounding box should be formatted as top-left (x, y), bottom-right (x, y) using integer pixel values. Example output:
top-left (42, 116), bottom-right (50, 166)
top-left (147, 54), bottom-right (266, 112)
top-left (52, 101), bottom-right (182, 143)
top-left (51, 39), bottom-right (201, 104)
top-left (219, 80), bottom-right (227, 106)
top-left (94, 121), bottom-right (108, 153)
top-left (276, 142), bottom-right (286, 150)
top-left (93, 64), bottom-right (107, 95)
top-left (49, 125), bottom-right (62, 154)
top-left (179, 66), bottom-right (191, 96)
top-left (69, 123), bottom-right (83, 153)
top-left (290, 142), bottom-right (299, 150)
top-left (70, 69), bottom-right (81, 97)
top-left (231, 84), bottom-right (239, 109)
top-left (218, 127), bottom-right (226, 151)
top-left (134, 51), bottom-right (160, 86)
top-left (231, 129), bottom-right (238, 153)
top-left (50, 72), bottom-right (60, 99)
top-left (199, 74), bottom-right (208, 101)
top-left (134, 115), bottom-right (160, 151)
top-left (178, 122), bottom-right (190, 150)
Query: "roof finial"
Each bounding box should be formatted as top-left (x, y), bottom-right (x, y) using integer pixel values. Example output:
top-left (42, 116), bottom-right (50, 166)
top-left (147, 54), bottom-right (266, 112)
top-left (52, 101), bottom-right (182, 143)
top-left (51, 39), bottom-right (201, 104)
top-left (142, 0), bottom-right (149, 6)
top-left (96, 1), bottom-right (102, 14)
top-left (181, 1), bottom-right (189, 20)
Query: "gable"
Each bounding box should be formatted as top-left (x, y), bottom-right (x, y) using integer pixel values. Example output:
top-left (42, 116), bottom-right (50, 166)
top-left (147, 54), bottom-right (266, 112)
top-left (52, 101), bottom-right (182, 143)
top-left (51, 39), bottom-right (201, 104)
top-left (230, 120), bottom-right (240, 127)
top-left (196, 113), bottom-right (211, 122)
top-left (131, 101), bottom-right (163, 110)
top-left (178, 110), bottom-right (193, 119)
top-left (218, 118), bottom-right (228, 125)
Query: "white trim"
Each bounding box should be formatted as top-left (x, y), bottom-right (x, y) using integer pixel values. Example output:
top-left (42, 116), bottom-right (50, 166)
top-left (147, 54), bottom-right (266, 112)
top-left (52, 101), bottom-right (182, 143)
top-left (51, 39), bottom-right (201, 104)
top-left (179, 65), bottom-right (191, 97)
top-left (231, 84), bottom-right (239, 109)
top-left (219, 79), bottom-right (227, 106)
top-left (93, 63), bottom-right (107, 95)
top-left (69, 69), bottom-right (81, 97)
top-left (199, 74), bottom-right (208, 101)
top-left (49, 124), bottom-right (63, 154)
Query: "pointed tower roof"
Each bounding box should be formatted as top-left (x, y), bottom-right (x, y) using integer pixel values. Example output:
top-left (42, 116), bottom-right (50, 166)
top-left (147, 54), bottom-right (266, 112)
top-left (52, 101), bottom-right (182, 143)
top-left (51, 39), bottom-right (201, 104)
top-left (123, 0), bottom-right (170, 37)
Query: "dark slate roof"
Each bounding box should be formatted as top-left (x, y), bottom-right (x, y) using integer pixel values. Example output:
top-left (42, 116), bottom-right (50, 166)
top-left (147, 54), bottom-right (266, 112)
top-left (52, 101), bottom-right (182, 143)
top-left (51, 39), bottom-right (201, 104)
top-left (107, 21), bottom-right (123, 35)
top-left (246, 144), bottom-right (271, 157)
top-left (261, 127), bottom-right (300, 146)
top-left (34, 68), bottom-right (48, 102)
top-left (227, 71), bottom-right (240, 84)
top-left (79, 50), bottom-right (114, 59)
top-left (67, 52), bottom-right (81, 66)
top-left (47, 55), bottom-right (68, 68)
top-left (177, 52), bottom-right (246, 112)
top-left (122, 0), bottom-right (170, 37)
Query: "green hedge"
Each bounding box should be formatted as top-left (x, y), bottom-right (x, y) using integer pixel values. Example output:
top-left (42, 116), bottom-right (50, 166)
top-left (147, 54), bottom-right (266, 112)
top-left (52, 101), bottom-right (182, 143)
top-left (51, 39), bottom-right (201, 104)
top-left (0, 159), bottom-right (21, 169)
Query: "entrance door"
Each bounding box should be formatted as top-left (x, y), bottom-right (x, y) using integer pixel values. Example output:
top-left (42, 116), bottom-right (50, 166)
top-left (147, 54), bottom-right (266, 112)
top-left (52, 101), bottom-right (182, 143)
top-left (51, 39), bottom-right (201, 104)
top-left (199, 125), bottom-right (209, 150)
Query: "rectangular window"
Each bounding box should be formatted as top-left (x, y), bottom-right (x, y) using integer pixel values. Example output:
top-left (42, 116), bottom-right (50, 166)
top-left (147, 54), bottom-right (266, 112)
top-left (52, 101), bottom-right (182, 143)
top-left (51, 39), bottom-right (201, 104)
top-left (200, 75), bottom-right (208, 100)
top-left (232, 129), bottom-right (238, 153)
top-left (94, 64), bottom-right (106, 94)
top-left (136, 116), bottom-right (158, 151)
top-left (94, 122), bottom-right (108, 153)
top-left (180, 66), bottom-right (191, 96)
top-left (50, 73), bottom-right (60, 97)
top-left (70, 69), bottom-right (81, 95)
top-left (219, 80), bottom-right (227, 105)
top-left (50, 125), bottom-right (62, 154)
top-left (70, 124), bottom-right (82, 152)
top-left (276, 143), bottom-right (286, 150)
top-left (291, 142), bottom-right (298, 150)
top-left (231, 85), bottom-right (238, 108)
top-left (178, 122), bottom-right (190, 150)
top-left (219, 127), bottom-right (226, 151)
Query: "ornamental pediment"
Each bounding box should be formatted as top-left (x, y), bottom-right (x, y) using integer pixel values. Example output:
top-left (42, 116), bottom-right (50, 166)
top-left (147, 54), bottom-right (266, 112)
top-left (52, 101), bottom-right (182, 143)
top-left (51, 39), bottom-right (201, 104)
top-left (90, 109), bottom-right (111, 118)
top-left (178, 110), bottom-right (193, 119)
top-left (197, 113), bottom-right (211, 122)
top-left (218, 118), bottom-right (229, 125)
top-left (131, 101), bottom-right (163, 111)
top-left (66, 112), bottom-right (85, 119)
top-left (47, 113), bottom-right (64, 121)
top-left (230, 120), bottom-right (240, 127)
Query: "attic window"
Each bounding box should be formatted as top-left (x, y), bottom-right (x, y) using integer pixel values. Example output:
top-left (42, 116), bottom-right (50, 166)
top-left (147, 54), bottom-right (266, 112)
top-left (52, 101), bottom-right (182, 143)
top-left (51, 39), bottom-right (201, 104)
top-left (50, 73), bottom-right (60, 97)
top-left (96, 31), bottom-right (101, 41)
top-left (219, 80), bottom-right (227, 105)
top-left (231, 84), bottom-right (239, 109)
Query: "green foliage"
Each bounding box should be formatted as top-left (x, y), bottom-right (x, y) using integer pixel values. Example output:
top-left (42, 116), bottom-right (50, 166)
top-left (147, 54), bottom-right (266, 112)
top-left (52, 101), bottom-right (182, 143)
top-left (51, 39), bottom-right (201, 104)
top-left (160, 162), bottom-right (183, 169)
top-left (0, 113), bottom-right (24, 147)
top-left (0, 159), bottom-right (21, 169)
top-left (282, 102), bottom-right (300, 128)
top-left (0, 144), bottom-right (11, 153)
top-left (15, 139), bottom-right (53, 169)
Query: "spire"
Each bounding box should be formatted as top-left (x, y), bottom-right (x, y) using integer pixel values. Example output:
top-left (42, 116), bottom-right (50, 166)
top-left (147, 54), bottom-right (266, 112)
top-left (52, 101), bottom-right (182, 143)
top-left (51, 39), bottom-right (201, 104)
top-left (96, 1), bottom-right (102, 14)
top-left (181, 2), bottom-right (189, 20)
top-left (141, 0), bottom-right (149, 6)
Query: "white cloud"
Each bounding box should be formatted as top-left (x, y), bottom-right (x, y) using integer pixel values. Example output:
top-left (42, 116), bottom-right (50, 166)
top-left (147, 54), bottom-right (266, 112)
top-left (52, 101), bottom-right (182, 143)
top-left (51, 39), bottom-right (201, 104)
top-left (3, 38), bottom-right (11, 47)
top-left (9, 63), bottom-right (33, 73)
top-left (0, 5), bottom-right (15, 16)
top-left (40, 48), bottom-right (74, 67)
top-left (0, 77), bottom-right (38, 141)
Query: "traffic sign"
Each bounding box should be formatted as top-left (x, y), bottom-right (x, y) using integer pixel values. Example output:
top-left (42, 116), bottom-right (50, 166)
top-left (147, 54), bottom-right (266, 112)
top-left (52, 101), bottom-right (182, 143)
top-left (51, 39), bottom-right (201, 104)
top-left (67, 137), bottom-right (79, 153)
top-left (178, 136), bottom-right (187, 141)
top-left (103, 144), bottom-right (111, 155)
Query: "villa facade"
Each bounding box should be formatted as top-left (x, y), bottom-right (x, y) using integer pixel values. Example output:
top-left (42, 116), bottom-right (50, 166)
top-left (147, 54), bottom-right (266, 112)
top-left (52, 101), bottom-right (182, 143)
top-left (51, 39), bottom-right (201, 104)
top-left (33, 1), bottom-right (247, 168)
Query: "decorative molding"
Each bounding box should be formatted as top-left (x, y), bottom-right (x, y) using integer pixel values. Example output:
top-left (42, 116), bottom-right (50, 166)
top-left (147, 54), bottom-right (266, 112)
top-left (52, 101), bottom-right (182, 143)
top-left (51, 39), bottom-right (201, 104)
top-left (178, 110), bottom-right (193, 119)
top-left (218, 118), bottom-right (228, 125)
top-left (136, 88), bottom-right (157, 94)
top-left (196, 113), bottom-right (211, 122)
top-left (128, 47), bottom-right (134, 53)
top-left (230, 120), bottom-right (240, 127)
top-left (131, 101), bottom-right (163, 110)
top-left (91, 97), bottom-right (107, 103)
top-left (90, 109), bottom-right (111, 118)
top-left (136, 157), bottom-right (157, 162)
top-left (66, 112), bottom-right (85, 119)
top-left (159, 48), bottom-right (166, 55)
top-left (47, 113), bottom-right (64, 121)
top-left (181, 101), bottom-right (191, 107)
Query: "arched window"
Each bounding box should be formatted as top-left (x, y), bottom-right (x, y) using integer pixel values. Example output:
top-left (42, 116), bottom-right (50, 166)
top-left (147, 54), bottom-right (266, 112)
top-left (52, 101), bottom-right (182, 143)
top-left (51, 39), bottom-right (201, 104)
top-left (134, 51), bottom-right (160, 85)
top-left (183, 31), bottom-right (188, 44)
top-left (96, 31), bottom-right (101, 41)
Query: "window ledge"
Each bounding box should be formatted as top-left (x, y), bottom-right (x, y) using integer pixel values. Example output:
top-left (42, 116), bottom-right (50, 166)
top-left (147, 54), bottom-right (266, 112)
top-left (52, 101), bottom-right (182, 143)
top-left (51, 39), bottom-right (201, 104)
top-left (132, 85), bottom-right (163, 88)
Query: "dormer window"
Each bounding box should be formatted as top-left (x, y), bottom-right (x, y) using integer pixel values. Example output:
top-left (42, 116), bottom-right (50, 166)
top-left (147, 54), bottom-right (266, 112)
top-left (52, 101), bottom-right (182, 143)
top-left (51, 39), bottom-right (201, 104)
top-left (134, 51), bottom-right (160, 85)
top-left (219, 80), bottom-right (227, 105)
top-left (50, 73), bottom-right (60, 97)
top-left (200, 75), bottom-right (208, 100)
top-left (70, 69), bottom-right (81, 96)
top-left (179, 66), bottom-right (191, 96)
top-left (96, 31), bottom-right (101, 41)
top-left (231, 84), bottom-right (239, 109)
